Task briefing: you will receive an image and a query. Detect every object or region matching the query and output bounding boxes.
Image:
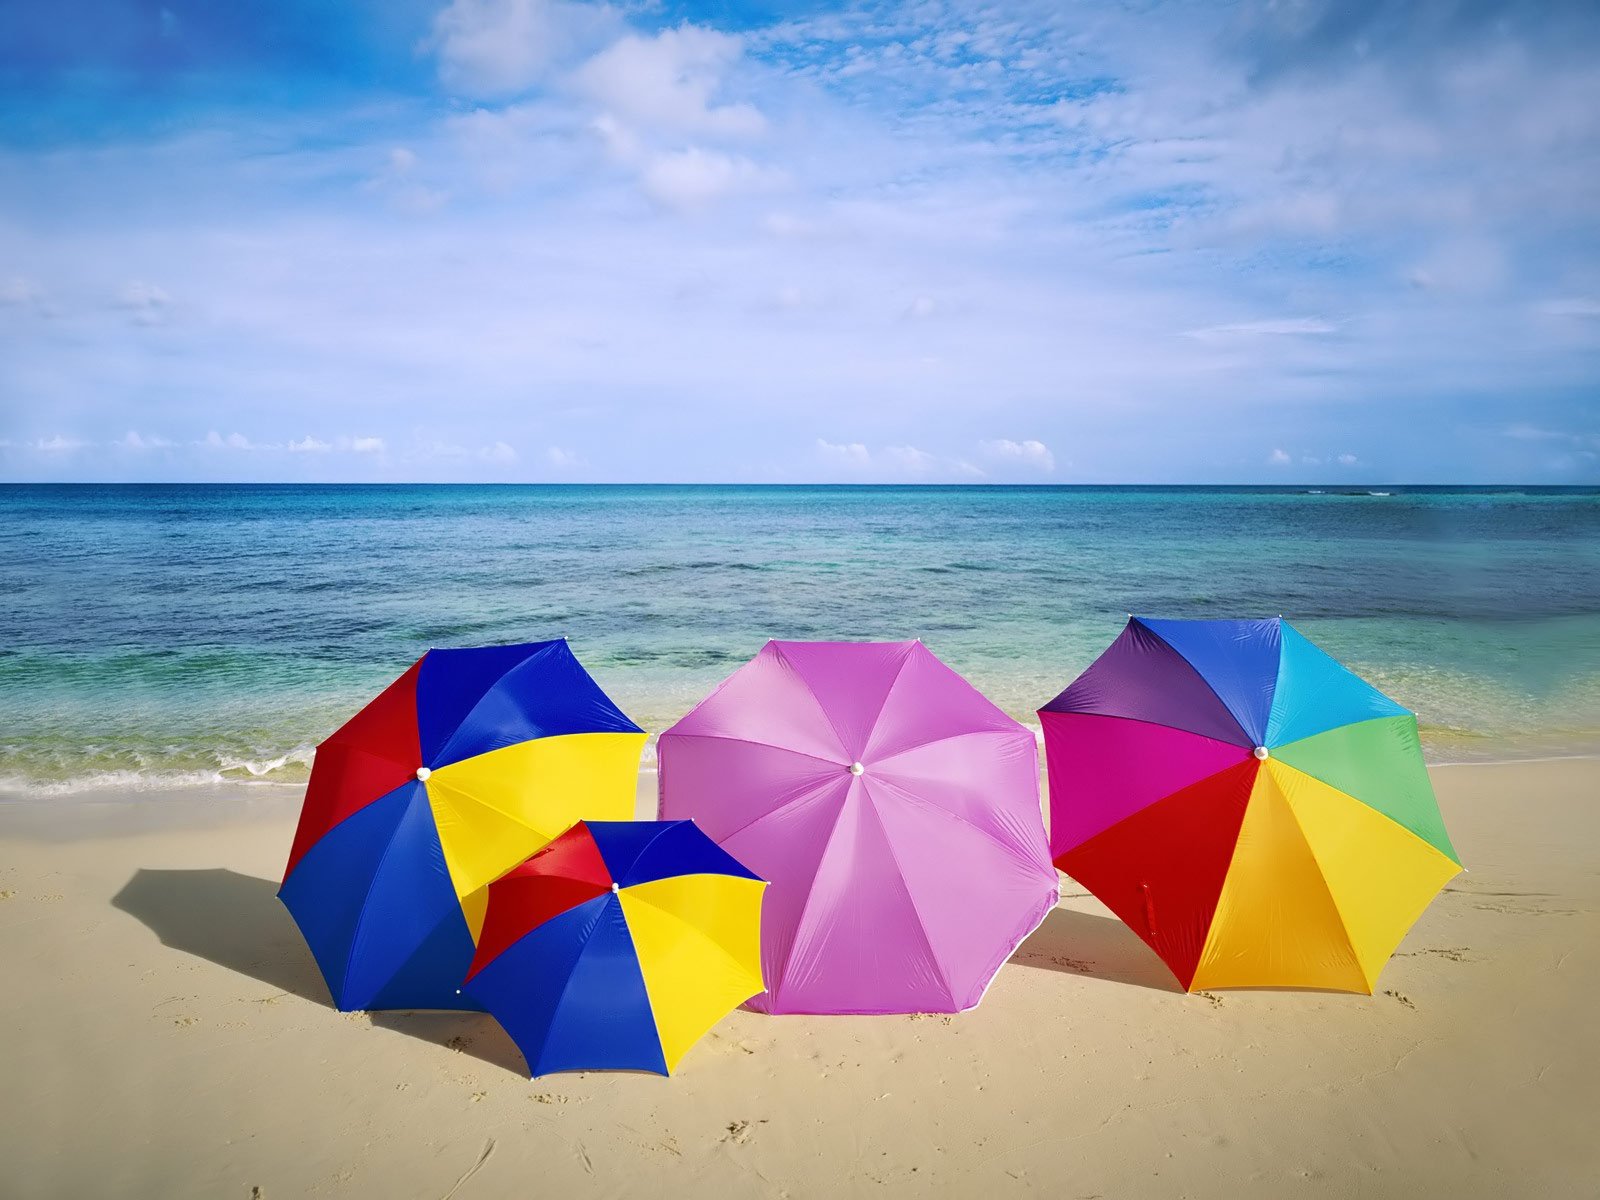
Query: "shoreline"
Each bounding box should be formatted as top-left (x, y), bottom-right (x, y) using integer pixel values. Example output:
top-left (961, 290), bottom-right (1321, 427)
top-left (7, 732), bottom-right (1600, 805)
top-left (4, 757), bottom-right (1596, 1197)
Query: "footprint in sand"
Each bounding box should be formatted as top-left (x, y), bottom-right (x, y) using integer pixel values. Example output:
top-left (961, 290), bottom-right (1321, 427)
top-left (723, 1119), bottom-right (768, 1145)
top-left (1395, 947), bottom-right (1471, 962)
top-left (1194, 992), bottom-right (1224, 1008)
top-left (1383, 989), bottom-right (1416, 1010)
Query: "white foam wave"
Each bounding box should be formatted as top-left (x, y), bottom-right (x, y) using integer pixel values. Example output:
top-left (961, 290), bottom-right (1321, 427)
top-left (0, 742), bottom-right (317, 797)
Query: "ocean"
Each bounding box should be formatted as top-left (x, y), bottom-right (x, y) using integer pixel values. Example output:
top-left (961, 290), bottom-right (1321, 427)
top-left (2, 484), bottom-right (1598, 796)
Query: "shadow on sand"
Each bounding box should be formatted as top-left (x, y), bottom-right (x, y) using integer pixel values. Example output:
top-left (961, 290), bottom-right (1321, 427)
top-left (1012, 906), bottom-right (1185, 993)
top-left (111, 867), bottom-right (527, 1076)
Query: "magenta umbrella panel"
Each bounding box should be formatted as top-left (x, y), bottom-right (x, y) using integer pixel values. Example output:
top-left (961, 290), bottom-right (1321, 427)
top-left (657, 639), bottom-right (1058, 1016)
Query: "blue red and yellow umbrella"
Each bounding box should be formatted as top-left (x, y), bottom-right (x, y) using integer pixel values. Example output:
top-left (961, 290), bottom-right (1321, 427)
top-left (463, 819), bottom-right (767, 1076)
top-left (280, 640), bottom-right (645, 1011)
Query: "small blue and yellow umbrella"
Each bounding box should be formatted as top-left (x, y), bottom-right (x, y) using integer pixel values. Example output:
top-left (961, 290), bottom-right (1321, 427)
top-left (279, 640), bottom-right (645, 1011)
top-left (462, 820), bottom-right (767, 1077)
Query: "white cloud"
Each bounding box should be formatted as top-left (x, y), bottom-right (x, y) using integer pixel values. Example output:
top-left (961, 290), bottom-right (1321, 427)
top-left (904, 295), bottom-right (938, 320)
top-left (368, 145), bottom-right (449, 214)
top-left (1504, 424), bottom-right (1598, 447)
top-left (1336, 453), bottom-right (1359, 466)
top-left (883, 444), bottom-right (937, 474)
top-left (427, 0), bottom-right (619, 96)
top-left (640, 147), bottom-right (777, 209)
top-left (575, 25), bottom-right (765, 139)
top-left (1539, 298), bottom-right (1600, 318)
top-left (288, 435), bottom-right (332, 453)
top-left (979, 439), bottom-right (1055, 472)
top-left (0, 276), bottom-right (42, 307)
top-left (545, 445), bottom-right (584, 469)
top-left (33, 434), bottom-right (85, 453)
top-left (479, 440), bottom-right (518, 464)
top-left (202, 430), bottom-right (256, 450)
top-left (816, 438), bottom-right (871, 467)
top-left (350, 436), bottom-right (385, 454)
top-left (1183, 318), bottom-right (1337, 340)
top-left (1267, 448), bottom-right (1293, 466)
top-left (117, 281), bottom-right (172, 324)
top-left (119, 431), bottom-right (172, 450)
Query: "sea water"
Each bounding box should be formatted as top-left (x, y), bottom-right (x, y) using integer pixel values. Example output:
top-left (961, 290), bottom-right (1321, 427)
top-left (2, 484), bottom-right (1597, 795)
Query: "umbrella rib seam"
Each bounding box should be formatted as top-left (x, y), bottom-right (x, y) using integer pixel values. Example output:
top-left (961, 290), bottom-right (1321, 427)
top-left (704, 776), bottom-right (849, 847)
top-left (612, 820), bottom-right (685, 887)
top-left (1268, 765), bottom-right (1371, 992)
top-left (1038, 708), bottom-right (1254, 748)
top-left (774, 640), bottom-right (917, 760)
top-left (857, 644), bottom-right (925, 759)
top-left (766, 791), bottom-right (853, 1008)
top-left (869, 727), bottom-right (1036, 772)
top-left (621, 881), bottom-right (767, 996)
top-left (338, 785), bottom-right (428, 1005)
top-left (1051, 757), bottom-right (1253, 861)
top-left (859, 784), bottom-right (958, 1010)
top-left (1129, 617), bottom-right (1257, 746)
top-left (1271, 729), bottom-right (1460, 865)
top-left (662, 731), bottom-right (843, 769)
top-left (867, 770), bottom-right (1049, 873)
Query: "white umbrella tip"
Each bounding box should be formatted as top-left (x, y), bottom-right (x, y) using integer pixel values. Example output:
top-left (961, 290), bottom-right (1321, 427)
top-left (416, 766), bottom-right (432, 781)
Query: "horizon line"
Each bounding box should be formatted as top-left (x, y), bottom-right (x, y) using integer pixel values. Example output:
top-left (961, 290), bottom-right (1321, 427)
top-left (3, 480), bottom-right (1594, 489)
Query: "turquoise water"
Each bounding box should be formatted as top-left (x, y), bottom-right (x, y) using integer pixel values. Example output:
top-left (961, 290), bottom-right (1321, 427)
top-left (2, 484), bottom-right (1598, 795)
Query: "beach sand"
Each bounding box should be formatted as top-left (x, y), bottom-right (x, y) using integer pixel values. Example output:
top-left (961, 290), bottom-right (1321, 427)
top-left (3, 759), bottom-right (1596, 1198)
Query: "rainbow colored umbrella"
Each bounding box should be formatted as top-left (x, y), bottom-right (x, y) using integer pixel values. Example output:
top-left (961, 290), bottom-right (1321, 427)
top-left (280, 640), bottom-right (645, 1011)
top-left (462, 820), bottom-right (766, 1076)
top-left (659, 639), bottom-right (1058, 1015)
top-left (1040, 617), bottom-right (1461, 993)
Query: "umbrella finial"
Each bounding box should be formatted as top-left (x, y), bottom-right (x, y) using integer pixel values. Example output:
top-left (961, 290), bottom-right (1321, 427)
top-left (1252, 746), bottom-right (1270, 761)
top-left (849, 761), bottom-right (865, 776)
top-left (415, 766), bottom-right (432, 781)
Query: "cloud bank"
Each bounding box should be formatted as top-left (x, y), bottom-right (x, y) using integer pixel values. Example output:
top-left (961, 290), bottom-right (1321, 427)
top-left (1, 0), bottom-right (1597, 482)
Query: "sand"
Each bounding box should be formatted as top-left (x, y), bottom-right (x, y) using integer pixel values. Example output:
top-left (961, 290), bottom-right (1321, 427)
top-left (3, 758), bottom-right (1597, 1199)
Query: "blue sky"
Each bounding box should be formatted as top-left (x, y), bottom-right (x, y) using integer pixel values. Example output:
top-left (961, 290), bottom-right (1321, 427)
top-left (1, 0), bottom-right (1597, 482)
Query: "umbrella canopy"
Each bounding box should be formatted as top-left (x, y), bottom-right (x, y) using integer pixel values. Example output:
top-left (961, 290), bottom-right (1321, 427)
top-left (658, 639), bottom-right (1058, 1015)
top-left (1040, 617), bottom-right (1462, 993)
top-left (280, 640), bottom-right (645, 1011)
top-left (462, 819), bottom-right (766, 1076)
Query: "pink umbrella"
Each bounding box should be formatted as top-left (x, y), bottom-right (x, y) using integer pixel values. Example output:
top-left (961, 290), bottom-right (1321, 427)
top-left (658, 639), bottom-right (1058, 1015)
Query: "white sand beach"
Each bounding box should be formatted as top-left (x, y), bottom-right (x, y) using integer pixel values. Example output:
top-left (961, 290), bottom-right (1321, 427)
top-left (3, 758), bottom-right (1596, 1199)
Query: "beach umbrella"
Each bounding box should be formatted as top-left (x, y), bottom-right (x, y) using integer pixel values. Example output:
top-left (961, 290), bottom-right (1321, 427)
top-left (461, 819), bottom-right (766, 1076)
top-left (279, 640), bottom-right (646, 1011)
top-left (658, 639), bottom-right (1059, 1015)
top-left (1040, 617), bottom-right (1462, 993)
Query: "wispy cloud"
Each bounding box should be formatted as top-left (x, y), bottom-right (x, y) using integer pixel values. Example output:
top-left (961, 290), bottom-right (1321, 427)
top-left (1184, 319), bottom-right (1337, 340)
top-left (33, 434), bottom-right (85, 453)
top-left (980, 439), bottom-right (1056, 473)
top-left (119, 431), bottom-right (172, 450)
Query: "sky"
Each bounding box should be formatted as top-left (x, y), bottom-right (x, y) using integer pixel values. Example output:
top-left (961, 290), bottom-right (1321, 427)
top-left (1, 0), bottom-right (1597, 483)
